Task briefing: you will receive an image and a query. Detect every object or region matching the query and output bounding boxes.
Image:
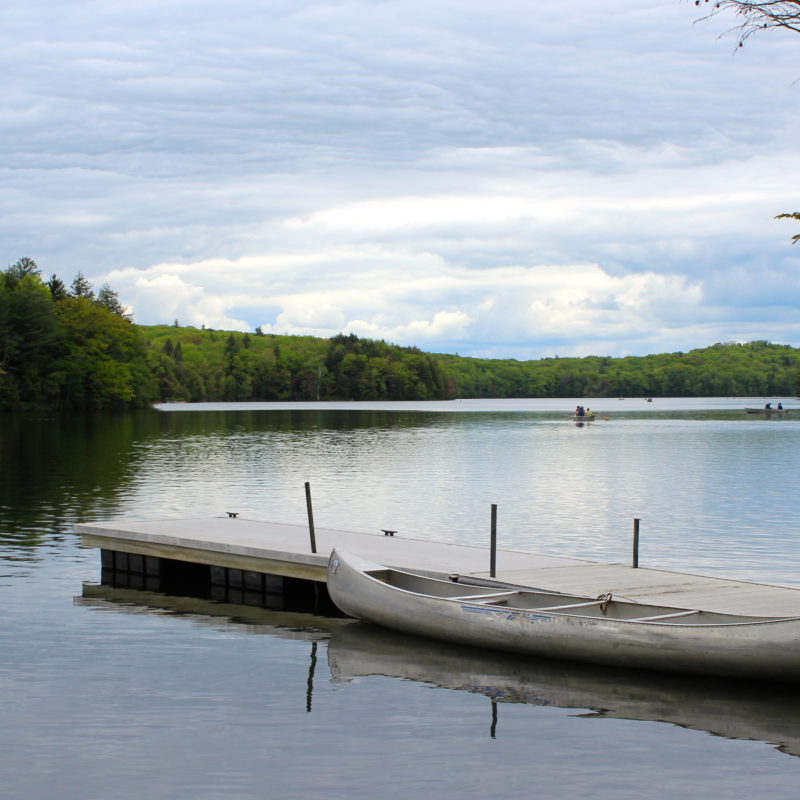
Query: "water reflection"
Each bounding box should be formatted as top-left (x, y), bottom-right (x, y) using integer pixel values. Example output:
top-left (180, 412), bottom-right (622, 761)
top-left (77, 584), bottom-right (800, 759)
top-left (330, 623), bottom-right (800, 757)
top-left (5, 404), bottom-right (800, 584)
top-left (0, 411), bottom-right (160, 556)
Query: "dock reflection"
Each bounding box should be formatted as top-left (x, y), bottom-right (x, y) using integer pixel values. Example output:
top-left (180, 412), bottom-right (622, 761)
top-left (78, 583), bottom-right (800, 758)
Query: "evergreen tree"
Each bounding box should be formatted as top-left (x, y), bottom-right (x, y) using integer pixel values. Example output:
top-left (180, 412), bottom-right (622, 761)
top-left (47, 274), bottom-right (68, 301)
top-left (70, 272), bottom-right (94, 299)
top-left (96, 283), bottom-right (129, 318)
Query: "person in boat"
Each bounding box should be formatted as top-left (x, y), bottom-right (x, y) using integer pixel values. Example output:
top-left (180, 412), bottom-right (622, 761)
top-left (576, 406), bottom-right (585, 417)
top-left (765, 402), bottom-right (772, 409)
top-left (778, 402), bottom-right (784, 410)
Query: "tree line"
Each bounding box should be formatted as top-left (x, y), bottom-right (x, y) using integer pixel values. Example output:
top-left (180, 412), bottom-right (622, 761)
top-left (436, 341), bottom-right (800, 399)
top-left (2, 258), bottom-right (799, 409)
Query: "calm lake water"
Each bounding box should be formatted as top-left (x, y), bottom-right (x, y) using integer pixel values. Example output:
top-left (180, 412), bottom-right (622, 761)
top-left (3, 397), bottom-right (800, 799)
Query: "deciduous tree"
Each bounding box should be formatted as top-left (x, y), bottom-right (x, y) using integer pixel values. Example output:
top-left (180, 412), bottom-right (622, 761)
top-left (694, 2), bottom-right (800, 244)
top-left (694, 1), bottom-right (800, 46)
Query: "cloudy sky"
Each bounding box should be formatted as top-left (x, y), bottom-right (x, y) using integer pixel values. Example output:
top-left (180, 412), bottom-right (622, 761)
top-left (3, 1), bottom-right (800, 359)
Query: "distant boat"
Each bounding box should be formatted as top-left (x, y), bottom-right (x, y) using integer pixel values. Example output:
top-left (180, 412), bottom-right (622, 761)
top-left (572, 414), bottom-right (595, 422)
top-left (327, 549), bottom-right (800, 681)
top-left (745, 407), bottom-right (791, 414)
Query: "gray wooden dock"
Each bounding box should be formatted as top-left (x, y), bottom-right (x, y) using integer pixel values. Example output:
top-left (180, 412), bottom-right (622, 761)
top-left (76, 515), bottom-right (800, 616)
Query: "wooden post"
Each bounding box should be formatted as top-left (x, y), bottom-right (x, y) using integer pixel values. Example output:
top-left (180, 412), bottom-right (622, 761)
top-left (632, 517), bottom-right (640, 568)
top-left (490, 504), bottom-right (498, 578)
top-left (305, 482), bottom-right (317, 554)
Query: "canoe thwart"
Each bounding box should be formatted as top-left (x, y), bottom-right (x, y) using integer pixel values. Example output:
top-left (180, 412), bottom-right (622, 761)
top-left (629, 609), bottom-right (701, 622)
top-left (452, 591), bottom-right (521, 602)
top-left (536, 598), bottom-right (611, 612)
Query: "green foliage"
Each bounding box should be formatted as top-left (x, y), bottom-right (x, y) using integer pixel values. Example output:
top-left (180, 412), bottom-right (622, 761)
top-left (47, 274), bottom-right (68, 301)
top-left (134, 330), bottom-right (800, 402)
top-left (6, 257), bottom-right (40, 282)
top-left (53, 298), bottom-right (149, 407)
top-left (96, 283), bottom-right (129, 317)
top-left (0, 261), bottom-right (154, 409)
top-left (433, 340), bottom-right (800, 399)
top-left (0, 273), bottom-right (61, 406)
top-left (70, 272), bottom-right (94, 299)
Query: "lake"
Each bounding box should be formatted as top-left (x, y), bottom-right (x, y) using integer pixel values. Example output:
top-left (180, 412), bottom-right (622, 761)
top-left (3, 397), bottom-right (800, 799)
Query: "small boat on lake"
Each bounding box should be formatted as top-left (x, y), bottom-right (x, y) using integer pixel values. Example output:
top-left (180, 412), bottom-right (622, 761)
top-left (572, 414), bottom-right (595, 422)
top-left (327, 549), bottom-right (800, 681)
top-left (745, 407), bottom-right (791, 414)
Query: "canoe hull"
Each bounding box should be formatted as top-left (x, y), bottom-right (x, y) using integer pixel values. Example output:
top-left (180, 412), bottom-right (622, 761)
top-left (327, 551), bottom-right (800, 681)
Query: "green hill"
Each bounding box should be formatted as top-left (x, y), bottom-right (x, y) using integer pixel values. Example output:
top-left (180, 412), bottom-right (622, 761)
top-left (2, 260), bottom-right (799, 408)
top-left (141, 326), bottom-right (800, 403)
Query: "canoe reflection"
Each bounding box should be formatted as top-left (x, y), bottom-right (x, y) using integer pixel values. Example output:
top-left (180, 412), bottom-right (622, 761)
top-left (330, 622), bottom-right (800, 756)
top-left (78, 584), bottom-right (800, 757)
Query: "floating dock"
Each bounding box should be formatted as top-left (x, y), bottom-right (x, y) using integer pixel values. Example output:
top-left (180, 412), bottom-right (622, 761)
top-left (76, 515), bottom-right (800, 617)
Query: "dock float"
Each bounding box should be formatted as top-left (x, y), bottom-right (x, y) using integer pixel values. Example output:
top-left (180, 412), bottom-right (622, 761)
top-left (76, 515), bottom-right (800, 617)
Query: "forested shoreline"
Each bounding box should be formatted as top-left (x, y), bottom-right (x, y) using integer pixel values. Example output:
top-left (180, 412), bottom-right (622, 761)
top-left (2, 259), bottom-right (799, 409)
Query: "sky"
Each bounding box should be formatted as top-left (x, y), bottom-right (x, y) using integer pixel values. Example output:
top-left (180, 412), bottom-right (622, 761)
top-left (2, 0), bottom-right (800, 360)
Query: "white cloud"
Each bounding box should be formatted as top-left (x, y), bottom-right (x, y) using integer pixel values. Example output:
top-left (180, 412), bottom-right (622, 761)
top-left (2, 0), bottom-right (800, 357)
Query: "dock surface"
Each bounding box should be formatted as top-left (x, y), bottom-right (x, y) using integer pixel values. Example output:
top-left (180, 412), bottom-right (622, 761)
top-left (77, 516), bottom-right (800, 617)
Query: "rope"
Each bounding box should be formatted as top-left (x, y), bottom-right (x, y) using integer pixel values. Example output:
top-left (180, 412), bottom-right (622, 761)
top-left (597, 592), bottom-right (613, 614)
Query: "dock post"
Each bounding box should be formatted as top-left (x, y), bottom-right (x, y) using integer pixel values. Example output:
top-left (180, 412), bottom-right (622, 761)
top-left (490, 504), bottom-right (497, 578)
top-left (305, 482), bottom-right (318, 554)
top-left (632, 517), bottom-right (640, 568)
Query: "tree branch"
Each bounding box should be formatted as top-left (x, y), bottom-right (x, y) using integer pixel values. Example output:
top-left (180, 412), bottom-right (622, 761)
top-left (694, 1), bottom-right (800, 46)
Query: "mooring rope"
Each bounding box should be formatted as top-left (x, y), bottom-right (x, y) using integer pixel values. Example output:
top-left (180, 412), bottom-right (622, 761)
top-left (597, 592), bottom-right (613, 614)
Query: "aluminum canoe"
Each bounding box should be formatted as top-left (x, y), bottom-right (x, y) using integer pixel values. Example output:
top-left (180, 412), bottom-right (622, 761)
top-left (326, 549), bottom-right (800, 681)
